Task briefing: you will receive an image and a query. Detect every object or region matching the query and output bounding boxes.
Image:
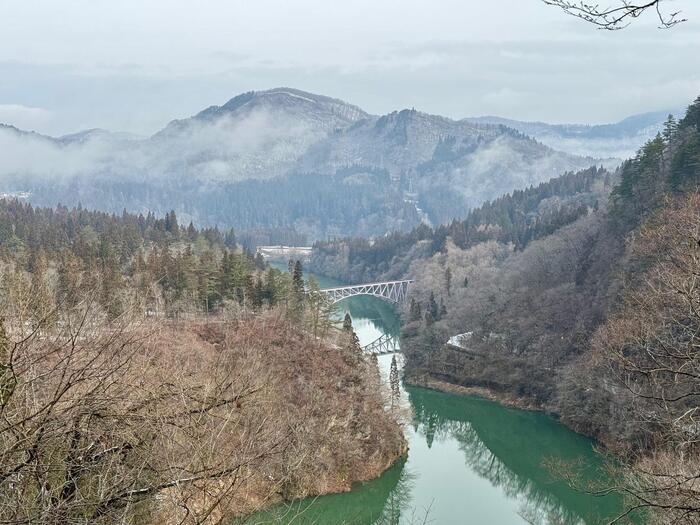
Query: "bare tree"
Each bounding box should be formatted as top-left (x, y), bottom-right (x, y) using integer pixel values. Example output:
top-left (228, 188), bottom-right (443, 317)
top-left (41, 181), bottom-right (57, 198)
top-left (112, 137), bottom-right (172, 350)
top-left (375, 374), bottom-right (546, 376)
top-left (0, 284), bottom-right (290, 524)
top-left (590, 193), bottom-right (700, 523)
top-left (543, 1), bottom-right (687, 29)
top-left (0, 269), bottom-right (407, 524)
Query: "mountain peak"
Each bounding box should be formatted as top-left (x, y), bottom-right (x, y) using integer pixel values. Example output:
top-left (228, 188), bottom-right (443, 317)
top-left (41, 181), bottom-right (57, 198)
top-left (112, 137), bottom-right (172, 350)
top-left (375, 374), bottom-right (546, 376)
top-left (192, 87), bottom-right (370, 123)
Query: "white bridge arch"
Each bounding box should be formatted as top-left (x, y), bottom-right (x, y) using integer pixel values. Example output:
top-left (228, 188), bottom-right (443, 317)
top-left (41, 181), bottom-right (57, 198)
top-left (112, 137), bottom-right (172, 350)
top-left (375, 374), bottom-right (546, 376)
top-left (318, 280), bottom-right (413, 305)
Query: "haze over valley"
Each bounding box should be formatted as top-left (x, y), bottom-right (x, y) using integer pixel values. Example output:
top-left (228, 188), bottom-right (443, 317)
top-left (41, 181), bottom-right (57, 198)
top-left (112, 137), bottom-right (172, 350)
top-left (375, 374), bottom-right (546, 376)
top-left (0, 88), bottom-right (671, 239)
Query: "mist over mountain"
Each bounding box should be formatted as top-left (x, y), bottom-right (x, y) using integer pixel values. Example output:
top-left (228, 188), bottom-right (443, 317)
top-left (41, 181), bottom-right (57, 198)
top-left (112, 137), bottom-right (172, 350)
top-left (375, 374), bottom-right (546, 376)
top-left (0, 87), bottom-right (658, 239)
top-left (464, 109), bottom-right (680, 159)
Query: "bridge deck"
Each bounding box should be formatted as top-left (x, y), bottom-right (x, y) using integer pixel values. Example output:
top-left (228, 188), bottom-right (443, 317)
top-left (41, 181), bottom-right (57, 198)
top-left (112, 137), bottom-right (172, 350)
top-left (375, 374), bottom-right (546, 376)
top-left (319, 279), bottom-right (413, 293)
top-left (318, 279), bottom-right (413, 305)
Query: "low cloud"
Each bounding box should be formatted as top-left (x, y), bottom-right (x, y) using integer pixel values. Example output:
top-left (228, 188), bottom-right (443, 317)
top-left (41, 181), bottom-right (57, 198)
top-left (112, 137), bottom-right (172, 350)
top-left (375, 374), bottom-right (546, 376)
top-left (0, 104), bottom-right (328, 187)
top-left (0, 104), bottom-right (53, 132)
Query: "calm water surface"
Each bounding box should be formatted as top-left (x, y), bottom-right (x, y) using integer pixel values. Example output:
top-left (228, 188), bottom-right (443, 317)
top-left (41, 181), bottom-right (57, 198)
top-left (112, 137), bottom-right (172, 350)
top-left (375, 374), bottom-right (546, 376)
top-left (239, 264), bottom-right (625, 524)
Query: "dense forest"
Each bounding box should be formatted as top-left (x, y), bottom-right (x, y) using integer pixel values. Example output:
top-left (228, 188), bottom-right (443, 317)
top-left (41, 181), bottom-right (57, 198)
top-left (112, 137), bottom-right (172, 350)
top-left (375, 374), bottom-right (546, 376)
top-left (406, 100), bottom-right (700, 522)
top-left (313, 97), bottom-right (700, 523)
top-left (0, 202), bottom-right (406, 523)
top-left (311, 165), bottom-right (610, 282)
top-left (22, 166), bottom-right (420, 241)
top-left (0, 201), bottom-right (317, 319)
top-left (5, 87), bottom-right (600, 242)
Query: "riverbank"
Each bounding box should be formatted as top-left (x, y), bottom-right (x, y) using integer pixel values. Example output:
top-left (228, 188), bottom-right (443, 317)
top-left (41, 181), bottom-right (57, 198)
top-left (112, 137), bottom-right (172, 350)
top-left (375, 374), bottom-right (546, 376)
top-left (404, 372), bottom-right (544, 412)
top-left (404, 369), bottom-right (633, 456)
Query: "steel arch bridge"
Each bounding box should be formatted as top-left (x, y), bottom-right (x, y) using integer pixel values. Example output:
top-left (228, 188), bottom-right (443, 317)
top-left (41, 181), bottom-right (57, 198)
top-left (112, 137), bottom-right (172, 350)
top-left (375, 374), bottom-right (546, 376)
top-left (362, 332), bottom-right (400, 355)
top-left (318, 280), bottom-right (413, 305)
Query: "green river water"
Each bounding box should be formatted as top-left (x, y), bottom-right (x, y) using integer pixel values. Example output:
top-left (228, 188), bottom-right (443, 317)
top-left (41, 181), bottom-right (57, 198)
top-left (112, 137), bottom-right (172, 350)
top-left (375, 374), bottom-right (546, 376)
top-left (238, 265), bottom-right (626, 524)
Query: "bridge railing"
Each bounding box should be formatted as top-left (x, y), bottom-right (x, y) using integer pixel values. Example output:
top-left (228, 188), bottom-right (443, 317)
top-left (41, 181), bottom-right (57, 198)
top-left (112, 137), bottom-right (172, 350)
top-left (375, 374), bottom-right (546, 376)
top-left (318, 279), bottom-right (413, 293)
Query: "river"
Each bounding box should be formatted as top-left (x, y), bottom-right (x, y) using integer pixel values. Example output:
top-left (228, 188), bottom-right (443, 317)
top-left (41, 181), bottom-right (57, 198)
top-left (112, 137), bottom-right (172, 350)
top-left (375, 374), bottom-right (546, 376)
top-left (240, 264), bottom-right (626, 524)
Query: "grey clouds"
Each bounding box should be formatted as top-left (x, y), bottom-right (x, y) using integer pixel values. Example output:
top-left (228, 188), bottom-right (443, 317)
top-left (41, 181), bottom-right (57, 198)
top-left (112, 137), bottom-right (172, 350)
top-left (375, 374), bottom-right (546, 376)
top-left (1, 0), bottom-right (699, 135)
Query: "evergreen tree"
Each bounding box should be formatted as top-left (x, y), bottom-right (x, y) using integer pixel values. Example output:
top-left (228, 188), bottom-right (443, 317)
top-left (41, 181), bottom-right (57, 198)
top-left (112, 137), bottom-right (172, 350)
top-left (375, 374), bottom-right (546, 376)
top-left (346, 329), bottom-right (363, 364)
top-left (196, 250), bottom-right (219, 311)
top-left (444, 267), bottom-right (452, 296)
top-left (662, 114), bottom-right (678, 143)
top-left (680, 95), bottom-right (700, 131)
top-left (389, 354), bottom-right (400, 411)
top-left (292, 260), bottom-right (305, 302)
top-left (439, 298), bottom-right (447, 319)
top-left (224, 228), bottom-right (237, 248)
top-left (286, 260), bottom-right (306, 321)
top-left (164, 210), bottom-right (178, 236)
top-left (253, 252), bottom-right (265, 270)
top-left (343, 312), bottom-right (353, 331)
top-left (409, 298), bottom-right (422, 322)
top-left (427, 292), bottom-right (439, 320)
top-left (186, 221), bottom-right (197, 241)
top-left (262, 267), bottom-right (279, 307)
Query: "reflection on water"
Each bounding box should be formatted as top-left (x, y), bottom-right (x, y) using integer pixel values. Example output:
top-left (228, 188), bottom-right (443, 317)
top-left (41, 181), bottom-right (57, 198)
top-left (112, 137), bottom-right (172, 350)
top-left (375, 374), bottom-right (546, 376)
top-left (249, 264), bottom-right (624, 524)
top-left (407, 388), bottom-right (622, 524)
top-left (236, 459), bottom-right (416, 525)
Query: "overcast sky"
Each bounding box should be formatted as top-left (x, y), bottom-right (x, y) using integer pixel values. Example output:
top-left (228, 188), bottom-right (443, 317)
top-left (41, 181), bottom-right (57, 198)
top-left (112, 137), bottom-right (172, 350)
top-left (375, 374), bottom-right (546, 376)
top-left (1, 0), bottom-right (699, 136)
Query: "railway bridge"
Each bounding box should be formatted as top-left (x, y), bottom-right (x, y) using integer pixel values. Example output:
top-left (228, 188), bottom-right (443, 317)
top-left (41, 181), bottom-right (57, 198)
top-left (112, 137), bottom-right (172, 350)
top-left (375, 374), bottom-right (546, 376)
top-left (318, 280), bottom-right (413, 305)
top-left (316, 279), bottom-right (412, 354)
top-left (362, 332), bottom-right (400, 355)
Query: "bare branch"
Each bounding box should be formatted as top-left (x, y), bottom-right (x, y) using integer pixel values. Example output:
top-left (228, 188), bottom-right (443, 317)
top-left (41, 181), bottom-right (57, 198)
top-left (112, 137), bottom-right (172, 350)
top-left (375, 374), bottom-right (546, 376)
top-left (543, 0), bottom-right (687, 29)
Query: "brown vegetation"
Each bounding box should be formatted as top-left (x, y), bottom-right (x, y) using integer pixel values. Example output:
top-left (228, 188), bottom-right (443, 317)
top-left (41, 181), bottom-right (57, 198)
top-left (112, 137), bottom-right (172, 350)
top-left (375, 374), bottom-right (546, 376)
top-left (588, 194), bottom-right (700, 522)
top-left (0, 299), bottom-right (405, 524)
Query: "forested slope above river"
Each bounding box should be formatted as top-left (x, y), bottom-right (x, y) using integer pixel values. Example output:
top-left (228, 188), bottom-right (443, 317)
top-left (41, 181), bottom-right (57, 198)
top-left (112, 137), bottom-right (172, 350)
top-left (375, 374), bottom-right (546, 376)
top-left (310, 165), bottom-right (611, 283)
top-left (310, 97), bottom-right (700, 523)
top-left (0, 202), bottom-right (406, 524)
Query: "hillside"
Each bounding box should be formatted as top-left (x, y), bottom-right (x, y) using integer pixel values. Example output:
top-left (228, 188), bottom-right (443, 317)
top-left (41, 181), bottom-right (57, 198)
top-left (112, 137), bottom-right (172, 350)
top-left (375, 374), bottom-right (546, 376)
top-left (0, 201), bottom-right (406, 523)
top-left (1, 88), bottom-right (605, 239)
top-left (310, 165), bottom-right (611, 283)
top-left (336, 96), bottom-right (700, 523)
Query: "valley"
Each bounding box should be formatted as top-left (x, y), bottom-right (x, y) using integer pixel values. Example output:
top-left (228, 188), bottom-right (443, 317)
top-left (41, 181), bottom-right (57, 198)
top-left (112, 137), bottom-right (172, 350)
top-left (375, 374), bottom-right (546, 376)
top-left (310, 97), bottom-right (700, 523)
top-left (2, 1), bottom-right (700, 524)
top-left (1, 93), bottom-right (697, 524)
top-left (241, 266), bottom-right (627, 524)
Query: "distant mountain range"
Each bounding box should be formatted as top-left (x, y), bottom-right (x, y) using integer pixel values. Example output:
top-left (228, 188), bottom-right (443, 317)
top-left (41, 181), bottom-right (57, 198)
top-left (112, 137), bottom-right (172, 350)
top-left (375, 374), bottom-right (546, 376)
top-left (0, 87), bottom-right (676, 239)
top-left (464, 109), bottom-right (681, 159)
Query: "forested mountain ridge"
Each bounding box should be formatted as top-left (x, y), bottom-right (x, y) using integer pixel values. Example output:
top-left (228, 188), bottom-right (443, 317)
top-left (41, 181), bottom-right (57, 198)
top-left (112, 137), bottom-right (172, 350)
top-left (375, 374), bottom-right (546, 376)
top-left (2, 88), bottom-right (610, 239)
top-left (298, 108), bottom-right (606, 224)
top-left (310, 165), bottom-right (612, 283)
